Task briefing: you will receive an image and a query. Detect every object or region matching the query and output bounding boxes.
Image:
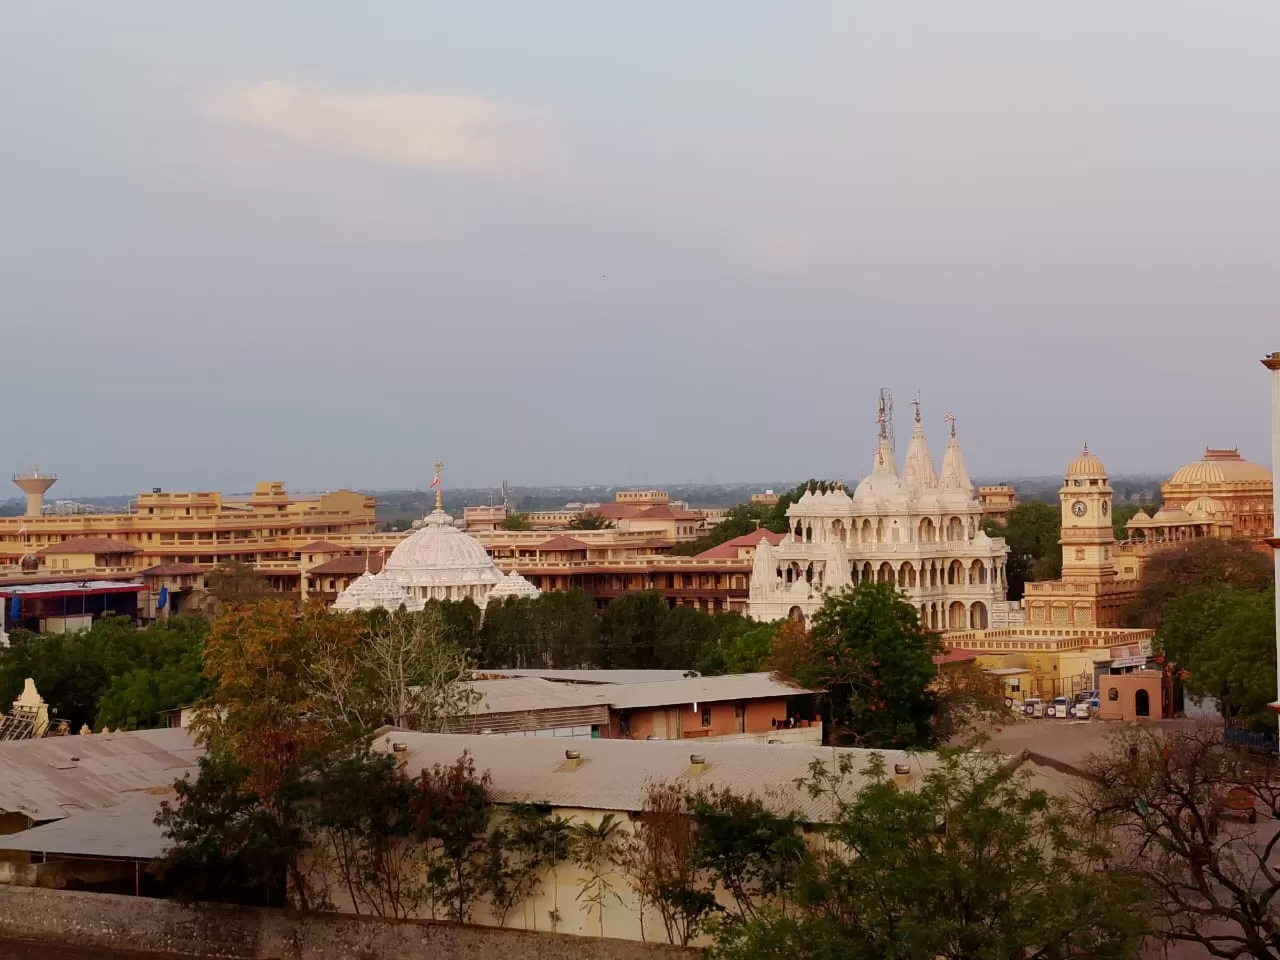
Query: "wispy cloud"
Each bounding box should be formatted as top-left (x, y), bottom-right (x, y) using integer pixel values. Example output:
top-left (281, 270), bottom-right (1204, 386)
top-left (211, 82), bottom-right (548, 173)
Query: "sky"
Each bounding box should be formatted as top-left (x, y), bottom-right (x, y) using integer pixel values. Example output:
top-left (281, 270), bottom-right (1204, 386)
top-left (2, 2), bottom-right (1279, 496)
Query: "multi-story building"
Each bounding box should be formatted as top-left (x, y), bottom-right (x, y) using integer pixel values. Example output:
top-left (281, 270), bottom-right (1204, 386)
top-left (748, 403), bottom-right (1011, 630)
top-left (1124, 447), bottom-right (1272, 543)
top-left (978, 484), bottom-right (1017, 525)
top-left (0, 474), bottom-right (377, 625)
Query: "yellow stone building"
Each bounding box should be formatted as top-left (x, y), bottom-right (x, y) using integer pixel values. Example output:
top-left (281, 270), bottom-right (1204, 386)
top-left (1125, 447), bottom-right (1273, 543)
top-left (1021, 446), bottom-right (1140, 628)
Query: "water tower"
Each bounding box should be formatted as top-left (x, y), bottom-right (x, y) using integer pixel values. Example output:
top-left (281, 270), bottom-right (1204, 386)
top-left (12, 467), bottom-right (57, 517)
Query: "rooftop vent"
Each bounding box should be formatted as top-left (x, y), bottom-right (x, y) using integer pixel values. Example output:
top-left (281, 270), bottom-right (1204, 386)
top-left (893, 763), bottom-right (910, 775)
top-left (689, 753), bottom-right (707, 776)
top-left (563, 749), bottom-right (583, 771)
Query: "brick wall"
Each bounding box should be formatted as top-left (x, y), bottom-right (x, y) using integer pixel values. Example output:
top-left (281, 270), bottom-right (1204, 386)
top-left (0, 886), bottom-right (698, 960)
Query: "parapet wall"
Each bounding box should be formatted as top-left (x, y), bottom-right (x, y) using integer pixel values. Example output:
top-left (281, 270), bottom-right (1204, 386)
top-left (0, 886), bottom-right (698, 960)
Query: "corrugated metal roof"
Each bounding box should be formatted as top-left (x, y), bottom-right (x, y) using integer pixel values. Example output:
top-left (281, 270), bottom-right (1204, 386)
top-left (464, 673), bottom-right (815, 719)
top-left (378, 732), bottom-right (942, 823)
top-left (0, 727), bottom-right (202, 824)
top-left (603, 673), bottom-right (814, 710)
top-left (477, 669), bottom-right (690, 685)
top-left (0, 794), bottom-right (172, 861)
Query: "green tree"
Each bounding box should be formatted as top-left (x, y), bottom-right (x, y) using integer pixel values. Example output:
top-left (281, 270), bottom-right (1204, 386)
top-left (655, 605), bottom-right (721, 671)
top-left (984, 500), bottom-right (1061, 600)
top-left (205, 559), bottom-right (273, 609)
top-left (0, 614), bottom-right (210, 731)
top-left (479, 590), bottom-right (600, 669)
top-left (154, 751), bottom-right (295, 907)
top-left (1124, 537), bottom-right (1273, 629)
top-left (599, 590), bottom-right (670, 669)
top-left (772, 582), bottom-right (941, 748)
top-left (1156, 587), bottom-right (1276, 728)
top-left (308, 743), bottom-right (423, 918)
top-left (697, 619), bottom-right (779, 676)
top-left (500, 512), bottom-right (533, 531)
top-left (715, 751), bottom-right (1147, 960)
top-left (568, 512), bottom-right (614, 530)
top-left (413, 753), bottom-right (493, 922)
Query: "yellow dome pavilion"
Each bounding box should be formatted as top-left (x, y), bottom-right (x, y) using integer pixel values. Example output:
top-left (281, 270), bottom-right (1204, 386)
top-left (1160, 447), bottom-right (1272, 540)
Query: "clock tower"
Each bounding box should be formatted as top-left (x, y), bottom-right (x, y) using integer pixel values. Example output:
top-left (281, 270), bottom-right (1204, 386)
top-left (1059, 444), bottom-right (1116, 582)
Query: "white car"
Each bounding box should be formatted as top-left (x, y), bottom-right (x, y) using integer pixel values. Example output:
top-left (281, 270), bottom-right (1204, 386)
top-left (1046, 696), bottom-right (1072, 719)
top-left (1022, 698), bottom-right (1045, 719)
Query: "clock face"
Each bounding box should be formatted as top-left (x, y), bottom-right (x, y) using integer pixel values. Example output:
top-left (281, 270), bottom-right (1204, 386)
top-left (1072, 500), bottom-right (1088, 517)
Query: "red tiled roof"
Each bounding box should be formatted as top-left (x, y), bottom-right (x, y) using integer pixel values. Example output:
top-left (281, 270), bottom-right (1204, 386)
top-left (933, 648), bottom-right (980, 666)
top-left (582, 504), bottom-right (644, 520)
top-left (632, 538), bottom-right (674, 550)
top-left (308, 553), bottom-right (385, 576)
top-left (39, 538), bottom-right (140, 555)
top-left (535, 536), bottom-right (592, 552)
top-left (634, 504), bottom-right (701, 521)
top-left (695, 529), bottom-right (791, 560)
top-left (299, 540), bottom-right (346, 553)
top-left (141, 563), bottom-right (206, 577)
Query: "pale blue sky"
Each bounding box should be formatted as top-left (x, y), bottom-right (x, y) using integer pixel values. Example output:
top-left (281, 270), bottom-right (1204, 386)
top-left (2, 2), bottom-right (1278, 494)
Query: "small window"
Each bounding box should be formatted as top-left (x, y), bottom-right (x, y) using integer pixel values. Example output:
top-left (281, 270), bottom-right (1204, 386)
top-left (1107, 688), bottom-right (1120, 702)
top-left (701, 707), bottom-right (712, 727)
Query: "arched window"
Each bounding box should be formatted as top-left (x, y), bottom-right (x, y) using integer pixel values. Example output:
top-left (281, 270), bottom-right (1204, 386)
top-left (969, 601), bottom-right (988, 629)
top-left (918, 517), bottom-right (936, 543)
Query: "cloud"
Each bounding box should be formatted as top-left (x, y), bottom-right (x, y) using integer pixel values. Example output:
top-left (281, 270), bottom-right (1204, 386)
top-left (211, 82), bottom-right (547, 173)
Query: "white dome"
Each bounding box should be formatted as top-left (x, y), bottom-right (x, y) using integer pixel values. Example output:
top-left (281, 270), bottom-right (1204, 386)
top-left (487, 570), bottom-right (542, 601)
top-left (853, 470), bottom-right (908, 505)
top-left (385, 511), bottom-right (504, 588)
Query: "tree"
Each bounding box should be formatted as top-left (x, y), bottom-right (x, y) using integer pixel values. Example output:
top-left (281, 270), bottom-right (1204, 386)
top-left (478, 590), bottom-right (600, 669)
top-left (0, 614), bottom-right (210, 732)
top-left (688, 788), bottom-right (804, 924)
top-left (154, 751), bottom-right (295, 907)
top-left (500, 513), bottom-right (533, 531)
top-left (775, 582), bottom-right (941, 749)
top-left (413, 753), bottom-right (492, 922)
top-left (984, 500), bottom-right (1061, 600)
top-left (1125, 538), bottom-right (1273, 629)
top-left (205, 559), bottom-right (273, 609)
top-left (1088, 725), bottom-right (1280, 959)
top-left (697, 619), bottom-right (779, 676)
top-left (1157, 587), bottom-right (1276, 728)
top-left (307, 743), bottom-right (423, 918)
top-left (715, 750), bottom-right (1147, 960)
top-left (621, 782), bottom-right (719, 945)
top-left (485, 803), bottom-right (567, 928)
top-left (569, 512), bottom-right (614, 530)
top-left (572, 814), bottom-right (625, 937)
top-left (599, 591), bottom-right (670, 669)
top-left (310, 606), bottom-right (478, 735)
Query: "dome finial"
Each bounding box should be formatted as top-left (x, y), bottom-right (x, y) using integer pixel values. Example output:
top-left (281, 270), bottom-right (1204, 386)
top-left (429, 460), bottom-right (443, 513)
top-left (944, 411), bottom-right (956, 438)
top-left (911, 392), bottom-right (921, 424)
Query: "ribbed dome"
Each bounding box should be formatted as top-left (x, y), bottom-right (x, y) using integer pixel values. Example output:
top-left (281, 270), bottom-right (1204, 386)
top-left (487, 570), bottom-right (542, 601)
top-left (1184, 496), bottom-right (1225, 518)
top-left (1067, 445), bottom-right (1107, 479)
top-left (332, 571), bottom-right (413, 612)
top-left (1170, 448), bottom-right (1271, 486)
top-left (384, 511), bottom-right (504, 588)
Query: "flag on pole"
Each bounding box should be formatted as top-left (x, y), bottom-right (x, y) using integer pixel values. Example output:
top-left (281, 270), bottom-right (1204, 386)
top-left (428, 472), bottom-right (440, 489)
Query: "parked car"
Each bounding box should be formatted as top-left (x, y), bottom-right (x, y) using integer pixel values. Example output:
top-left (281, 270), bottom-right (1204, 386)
top-left (1046, 696), bottom-right (1072, 719)
top-left (1075, 689), bottom-right (1099, 704)
top-left (1022, 698), bottom-right (1045, 719)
